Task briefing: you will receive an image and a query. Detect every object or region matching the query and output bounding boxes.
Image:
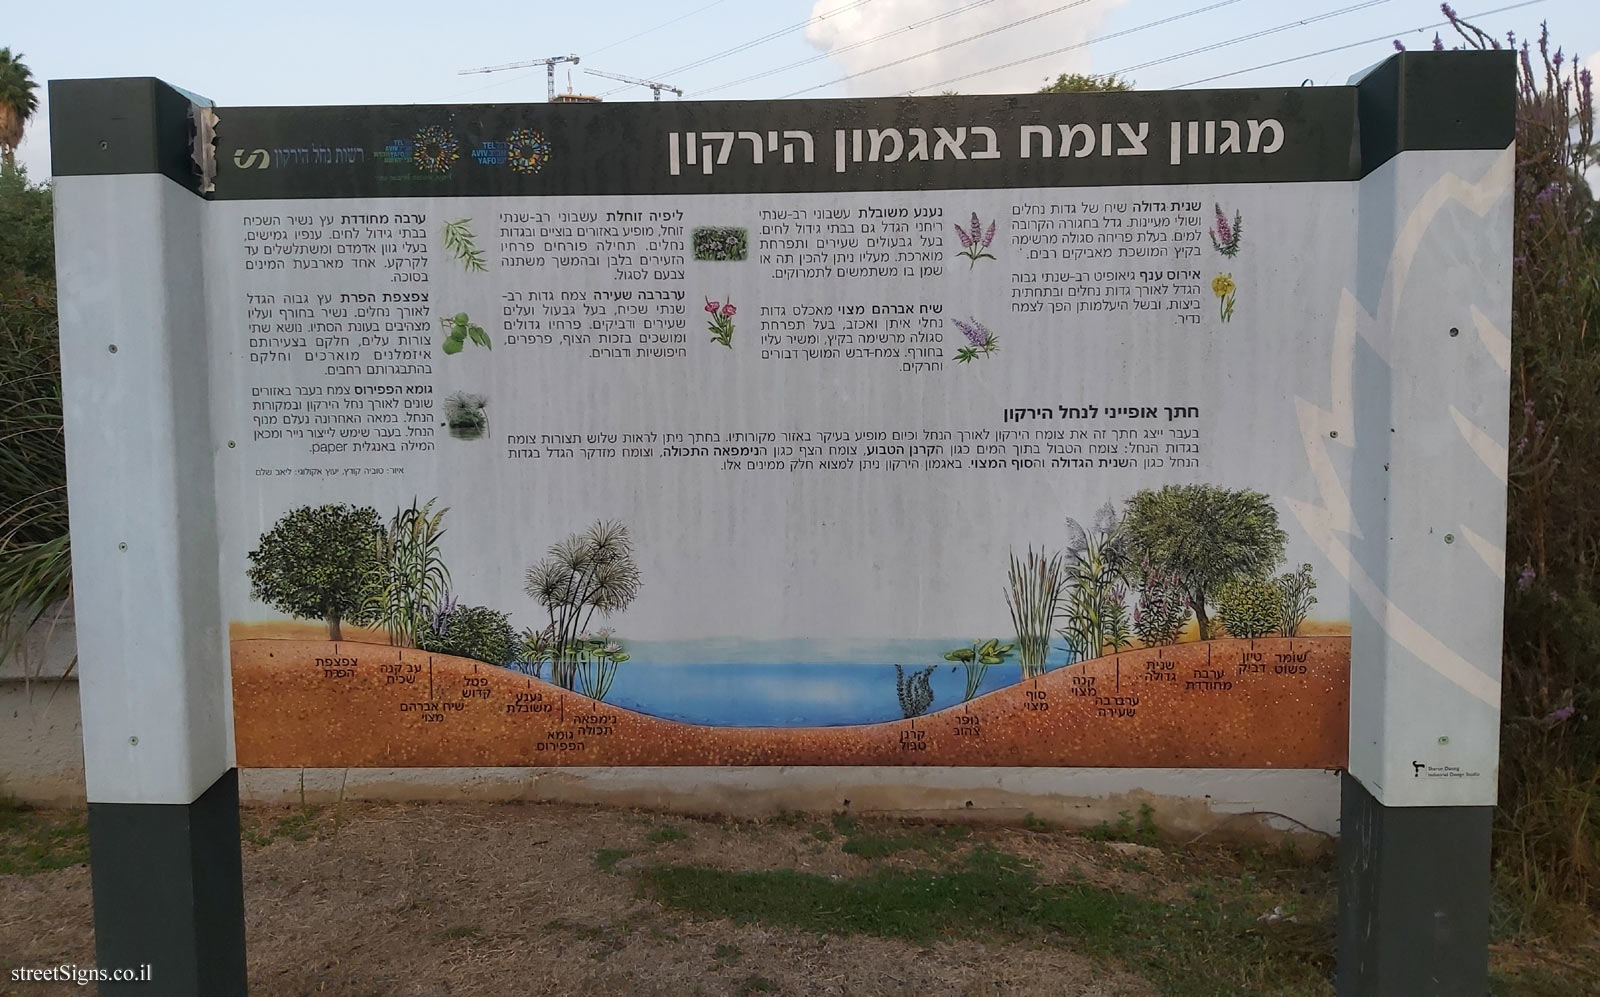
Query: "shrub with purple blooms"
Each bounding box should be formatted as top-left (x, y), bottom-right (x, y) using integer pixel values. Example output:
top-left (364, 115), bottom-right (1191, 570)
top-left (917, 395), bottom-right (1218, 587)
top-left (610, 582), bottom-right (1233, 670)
top-left (952, 212), bottom-right (997, 268)
top-left (1438, 7), bottom-right (1600, 925)
top-left (950, 316), bottom-right (998, 363)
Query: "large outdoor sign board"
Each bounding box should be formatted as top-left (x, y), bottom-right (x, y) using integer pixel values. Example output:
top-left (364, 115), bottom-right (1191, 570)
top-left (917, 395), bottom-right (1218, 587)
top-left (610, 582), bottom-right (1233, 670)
top-left (55, 55), bottom-right (1512, 808)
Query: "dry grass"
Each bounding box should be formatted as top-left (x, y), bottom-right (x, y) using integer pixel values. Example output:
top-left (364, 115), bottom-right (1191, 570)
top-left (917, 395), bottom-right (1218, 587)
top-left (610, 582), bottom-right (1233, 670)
top-left (1, 800), bottom-right (1593, 995)
top-left (0, 801), bottom-right (1147, 997)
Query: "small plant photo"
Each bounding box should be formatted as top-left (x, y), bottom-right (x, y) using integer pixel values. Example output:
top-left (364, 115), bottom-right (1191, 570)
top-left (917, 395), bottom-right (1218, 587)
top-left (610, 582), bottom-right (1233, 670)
top-left (444, 391), bottom-right (488, 440)
top-left (692, 226), bottom-right (748, 261)
top-left (1209, 203), bottom-right (1243, 257)
top-left (1211, 274), bottom-right (1236, 324)
top-left (953, 211), bottom-right (997, 268)
top-left (705, 297), bottom-right (737, 348)
top-left (951, 316), bottom-right (998, 363)
top-left (441, 218), bottom-right (487, 272)
top-left (440, 312), bottom-right (491, 354)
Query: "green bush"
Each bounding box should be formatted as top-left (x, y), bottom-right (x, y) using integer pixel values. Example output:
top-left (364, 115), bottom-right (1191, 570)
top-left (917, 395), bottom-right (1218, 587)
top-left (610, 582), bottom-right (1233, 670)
top-left (1216, 578), bottom-right (1280, 639)
top-left (417, 603), bottom-right (516, 665)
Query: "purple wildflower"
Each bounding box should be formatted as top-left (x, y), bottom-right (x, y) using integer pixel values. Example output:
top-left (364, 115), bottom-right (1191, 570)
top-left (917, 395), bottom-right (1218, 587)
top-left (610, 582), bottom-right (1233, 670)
top-left (1517, 564), bottom-right (1536, 590)
top-left (969, 212), bottom-right (982, 245)
top-left (1440, 2), bottom-right (1456, 20)
top-left (982, 219), bottom-right (996, 248)
top-left (1432, 33), bottom-right (1444, 51)
top-left (430, 593), bottom-right (459, 635)
top-left (1394, 40), bottom-right (1406, 52)
top-left (953, 221), bottom-right (974, 249)
top-left (1545, 704), bottom-right (1575, 725)
top-left (952, 316), bottom-right (988, 347)
top-left (1214, 205), bottom-right (1232, 244)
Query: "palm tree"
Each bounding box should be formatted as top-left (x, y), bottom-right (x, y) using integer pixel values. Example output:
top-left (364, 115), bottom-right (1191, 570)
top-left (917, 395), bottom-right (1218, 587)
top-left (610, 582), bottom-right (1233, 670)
top-left (0, 49), bottom-right (40, 171)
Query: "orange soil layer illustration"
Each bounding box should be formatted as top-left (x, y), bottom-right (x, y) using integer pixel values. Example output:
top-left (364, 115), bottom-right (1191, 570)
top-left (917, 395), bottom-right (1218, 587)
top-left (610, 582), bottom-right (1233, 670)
top-left (233, 637), bottom-right (1349, 768)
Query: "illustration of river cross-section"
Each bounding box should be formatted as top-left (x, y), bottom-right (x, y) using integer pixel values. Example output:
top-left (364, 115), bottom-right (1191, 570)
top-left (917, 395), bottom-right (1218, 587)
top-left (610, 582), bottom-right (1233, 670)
top-left (231, 491), bottom-right (1350, 768)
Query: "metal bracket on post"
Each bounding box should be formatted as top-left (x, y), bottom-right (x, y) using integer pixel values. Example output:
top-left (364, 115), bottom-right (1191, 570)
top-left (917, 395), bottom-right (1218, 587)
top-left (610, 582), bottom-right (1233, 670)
top-left (50, 77), bottom-right (247, 995)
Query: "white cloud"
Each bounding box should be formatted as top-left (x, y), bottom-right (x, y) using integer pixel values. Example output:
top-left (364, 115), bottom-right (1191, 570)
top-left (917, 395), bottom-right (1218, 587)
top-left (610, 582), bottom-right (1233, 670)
top-left (804, 0), bottom-right (1128, 97)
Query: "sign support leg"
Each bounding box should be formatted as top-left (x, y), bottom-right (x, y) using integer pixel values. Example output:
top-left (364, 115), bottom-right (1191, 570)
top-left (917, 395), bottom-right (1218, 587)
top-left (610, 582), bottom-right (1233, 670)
top-left (1336, 772), bottom-right (1493, 995)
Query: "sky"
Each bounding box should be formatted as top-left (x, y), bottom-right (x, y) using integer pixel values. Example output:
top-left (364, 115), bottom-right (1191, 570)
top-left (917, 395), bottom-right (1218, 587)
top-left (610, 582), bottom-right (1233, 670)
top-left (8, 0), bottom-right (1599, 178)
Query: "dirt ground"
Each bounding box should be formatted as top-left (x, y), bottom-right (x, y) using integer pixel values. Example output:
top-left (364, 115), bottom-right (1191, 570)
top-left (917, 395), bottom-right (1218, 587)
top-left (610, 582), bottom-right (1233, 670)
top-left (232, 636), bottom-right (1349, 769)
top-left (4, 800), bottom-right (1591, 996)
top-left (1, 801), bottom-right (1165, 997)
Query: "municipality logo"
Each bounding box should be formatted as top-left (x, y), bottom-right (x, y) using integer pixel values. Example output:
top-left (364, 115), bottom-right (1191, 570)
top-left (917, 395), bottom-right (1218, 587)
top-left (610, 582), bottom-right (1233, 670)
top-left (232, 148), bottom-right (270, 169)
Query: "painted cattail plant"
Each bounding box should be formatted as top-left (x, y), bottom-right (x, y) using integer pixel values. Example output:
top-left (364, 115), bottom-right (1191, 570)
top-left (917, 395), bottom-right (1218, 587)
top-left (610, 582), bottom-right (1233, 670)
top-left (1007, 547), bottom-right (1067, 677)
top-left (953, 211), bottom-right (997, 267)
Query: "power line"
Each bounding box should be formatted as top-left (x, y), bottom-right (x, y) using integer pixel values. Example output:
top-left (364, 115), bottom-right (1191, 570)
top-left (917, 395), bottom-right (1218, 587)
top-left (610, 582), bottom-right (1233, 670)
top-left (1108, 0), bottom-right (1396, 78)
top-left (782, 0), bottom-right (1107, 98)
top-left (602, 0), bottom-right (878, 96)
top-left (441, 68), bottom-right (544, 101)
top-left (586, 0), bottom-right (733, 59)
top-left (695, 0), bottom-right (1004, 97)
top-left (1176, 0), bottom-right (1548, 87)
top-left (902, 0), bottom-right (1248, 95)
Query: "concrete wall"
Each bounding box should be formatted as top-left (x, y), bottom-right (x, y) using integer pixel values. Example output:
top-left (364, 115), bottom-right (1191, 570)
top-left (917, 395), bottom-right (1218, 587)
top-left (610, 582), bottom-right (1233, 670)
top-left (3, 608), bottom-right (1340, 843)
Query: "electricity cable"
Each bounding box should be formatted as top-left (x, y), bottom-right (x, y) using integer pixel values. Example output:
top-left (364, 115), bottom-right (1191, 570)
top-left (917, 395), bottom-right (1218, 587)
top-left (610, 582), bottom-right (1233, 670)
top-left (1107, 0), bottom-right (1396, 78)
top-left (901, 0), bottom-right (1248, 95)
top-left (782, 0), bottom-right (1109, 97)
top-left (1176, 0), bottom-right (1548, 86)
top-left (695, 0), bottom-right (1004, 97)
top-left (600, 0), bottom-right (879, 96)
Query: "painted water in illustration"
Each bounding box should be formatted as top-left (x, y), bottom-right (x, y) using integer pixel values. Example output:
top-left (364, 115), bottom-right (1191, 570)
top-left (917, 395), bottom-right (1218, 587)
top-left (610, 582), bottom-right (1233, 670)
top-left (232, 486), bottom-right (1350, 768)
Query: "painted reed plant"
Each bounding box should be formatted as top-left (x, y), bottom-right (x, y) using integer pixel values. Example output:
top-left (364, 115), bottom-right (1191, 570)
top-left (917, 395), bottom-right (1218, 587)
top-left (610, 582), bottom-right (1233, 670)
top-left (1007, 547), bottom-right (1067, 678)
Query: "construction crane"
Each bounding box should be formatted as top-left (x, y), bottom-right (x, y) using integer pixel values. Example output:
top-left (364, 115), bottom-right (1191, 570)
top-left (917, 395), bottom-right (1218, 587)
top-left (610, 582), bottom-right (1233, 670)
top-left (458, 54), bottom-right (580, 102)
top-left (584, 68), bottom-right (683, 101)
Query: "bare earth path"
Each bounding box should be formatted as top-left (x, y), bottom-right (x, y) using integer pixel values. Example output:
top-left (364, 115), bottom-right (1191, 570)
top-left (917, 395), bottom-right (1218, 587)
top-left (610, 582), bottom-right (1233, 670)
top-left (2, 802), bottom-right (1157, 997)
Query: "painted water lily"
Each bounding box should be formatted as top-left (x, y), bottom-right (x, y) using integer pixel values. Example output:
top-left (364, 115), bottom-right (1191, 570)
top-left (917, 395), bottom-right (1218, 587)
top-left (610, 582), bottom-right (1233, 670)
top-left (951, 315), bottom-right (999, 363)
top-left (953, 211), bottom-right (997, 268)
top-left (1212, 273), bottom-right (1237, 323)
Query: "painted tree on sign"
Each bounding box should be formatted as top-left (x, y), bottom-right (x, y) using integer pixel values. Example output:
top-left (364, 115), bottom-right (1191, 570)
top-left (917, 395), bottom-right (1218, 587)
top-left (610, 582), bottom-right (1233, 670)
top-left (247, 504), bottom-right (384, 640)
top-left (1120, 485), bottom-right (1286, 640)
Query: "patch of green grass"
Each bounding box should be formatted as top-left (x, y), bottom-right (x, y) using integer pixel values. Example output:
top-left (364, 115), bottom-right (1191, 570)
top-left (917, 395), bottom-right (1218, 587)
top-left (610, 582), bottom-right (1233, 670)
top-left (593, 847), bottom-right (631, 872)
top-left (1083, 803), bottom-right (1159, 846)
top-left (1022, 812), bottom-right (1053, 832)
top-left (741, 975), bottom-right (779, 993)
top-left (647, 826), bottom-right (688, 844)
top-left (635, 846), bottom-right (1333, 996)
top-left (834, 818), bottom-right (970, 860)
top-left (241, 807), bottom-right (324, 847)
top-left (0, 797), bottom-right (88, 876)
top-left (810, 824), bottom-right (834, 842)
top-left (713, 943), bottom-right (742, 963)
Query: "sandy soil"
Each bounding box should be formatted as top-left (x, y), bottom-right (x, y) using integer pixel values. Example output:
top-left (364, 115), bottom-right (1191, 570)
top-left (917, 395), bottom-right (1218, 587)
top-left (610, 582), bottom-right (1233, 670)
top-left (0, 802), bottom-right (1153, 997)
top-left (233, 636), bottom-right (1348, 769)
